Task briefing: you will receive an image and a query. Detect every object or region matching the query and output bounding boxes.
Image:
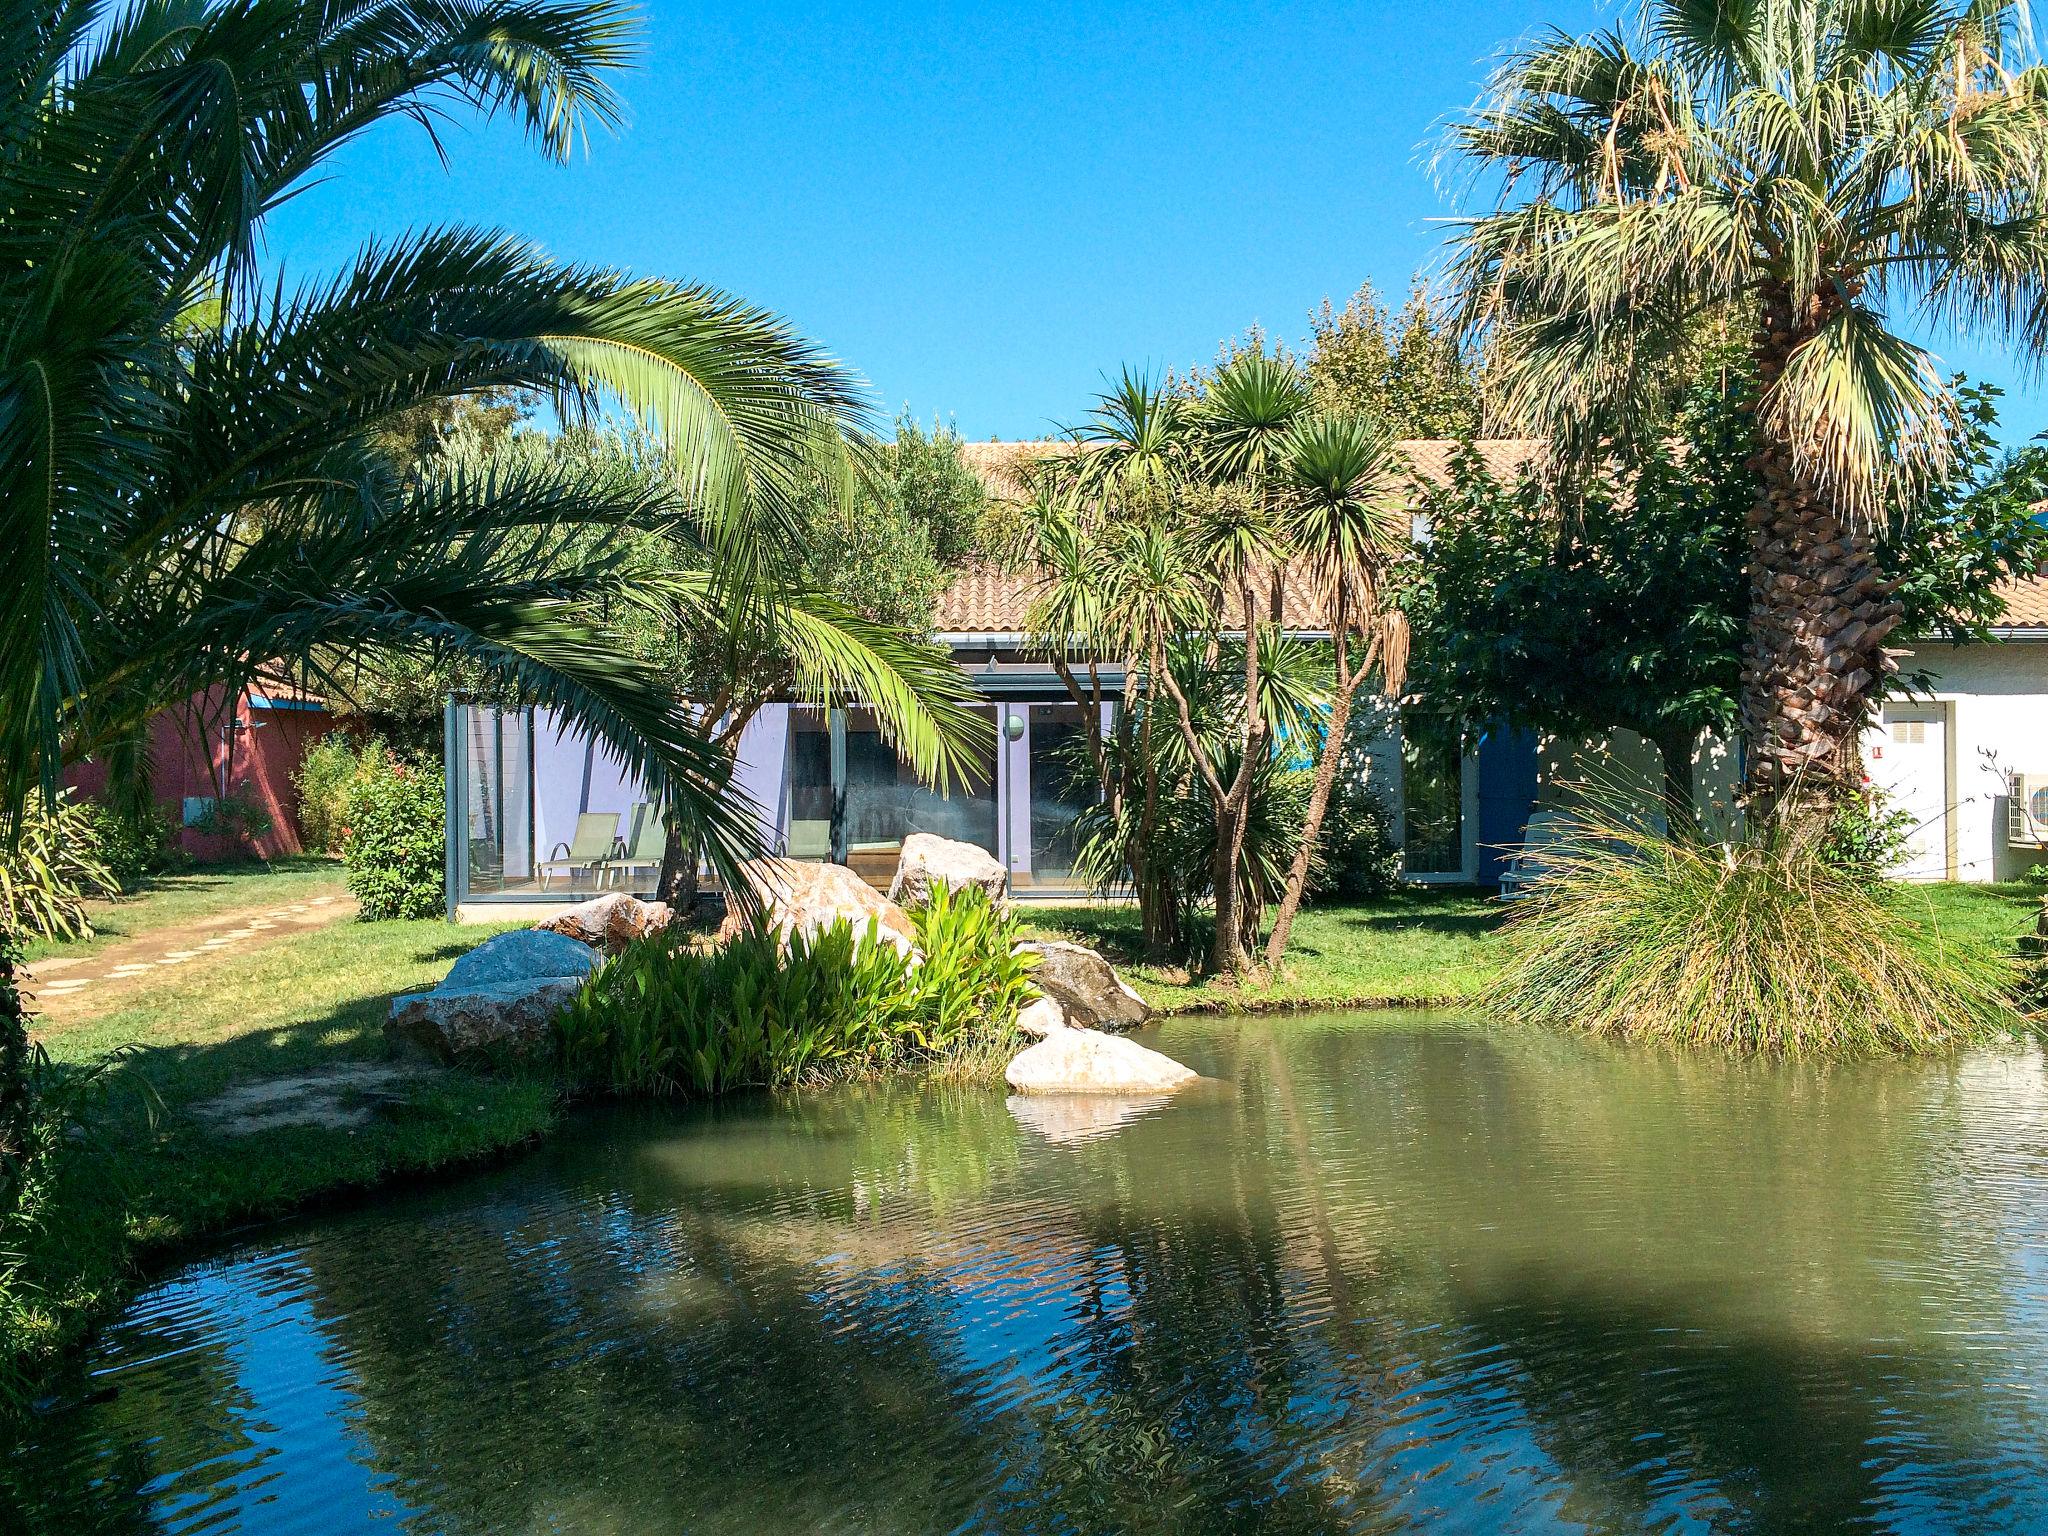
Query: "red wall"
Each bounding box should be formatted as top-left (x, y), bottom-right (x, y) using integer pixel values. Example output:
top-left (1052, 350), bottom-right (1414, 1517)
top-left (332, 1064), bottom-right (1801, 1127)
top-left (66, 686), bottom-right (341, 861)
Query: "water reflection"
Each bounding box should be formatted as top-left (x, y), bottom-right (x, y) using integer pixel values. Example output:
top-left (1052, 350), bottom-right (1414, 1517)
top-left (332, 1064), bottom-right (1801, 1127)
top-left (12, 1014), bottom-right (2048, 1533)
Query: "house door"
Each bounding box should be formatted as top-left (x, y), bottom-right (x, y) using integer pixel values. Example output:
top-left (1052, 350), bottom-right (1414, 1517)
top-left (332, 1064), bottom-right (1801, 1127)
top-left (1868, 704), bottom-right (1949, 880)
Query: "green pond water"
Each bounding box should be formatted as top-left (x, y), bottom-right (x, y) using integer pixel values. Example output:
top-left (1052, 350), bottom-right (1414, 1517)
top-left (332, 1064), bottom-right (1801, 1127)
top-left (11, 1011), bottom-right (2048, 1534)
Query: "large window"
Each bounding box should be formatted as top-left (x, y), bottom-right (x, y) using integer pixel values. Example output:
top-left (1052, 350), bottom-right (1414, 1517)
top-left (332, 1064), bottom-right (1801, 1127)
top-left (459, 706), bottom-right (533, 895)
top-left (784, 706), bottom-right (997, 869)
top-left (1402, 712), bottom-right (1466, 876)
top-left (1025, 703), bottom-right (1096, 887)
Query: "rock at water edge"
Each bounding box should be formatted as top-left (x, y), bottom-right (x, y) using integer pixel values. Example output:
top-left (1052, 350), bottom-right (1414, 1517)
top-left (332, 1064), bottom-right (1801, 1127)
top-left (1014, 940), bottom-right (1150, 1032)
top-left (1005, 1028), bottom-right (1197, 1096)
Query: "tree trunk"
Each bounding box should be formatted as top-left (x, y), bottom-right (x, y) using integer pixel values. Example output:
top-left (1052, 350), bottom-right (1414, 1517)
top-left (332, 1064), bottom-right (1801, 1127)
top-left (655, 819), bottom-right (700, 911)
top-left (1649, 722), bottom-right (1697, 833)
top-left (1209, 790), bottom-right (1251, 975)
top-left (1264, 678), bottom-right (1358, 968)
top-left (1742, 291), bottom-right (1902, 825)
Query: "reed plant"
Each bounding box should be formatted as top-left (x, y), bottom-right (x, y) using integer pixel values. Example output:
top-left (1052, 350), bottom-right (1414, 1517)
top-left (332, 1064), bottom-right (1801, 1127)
top-left (557, 885), bottom-right (1036, 1097)
top-left (1490, 809), bottom-right (2022, 1055)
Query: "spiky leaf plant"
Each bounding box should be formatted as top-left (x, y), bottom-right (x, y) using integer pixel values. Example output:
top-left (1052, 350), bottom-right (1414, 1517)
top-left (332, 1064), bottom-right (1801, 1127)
top-left (1491, 808), bottom-right (2022, 1054)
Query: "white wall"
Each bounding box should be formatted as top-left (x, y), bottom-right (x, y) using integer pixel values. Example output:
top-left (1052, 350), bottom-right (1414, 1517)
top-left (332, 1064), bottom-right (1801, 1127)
top-left (1536, 729), bottom-right (1742, 839)
top-left (1877, 639), bottom-right (2048, 882)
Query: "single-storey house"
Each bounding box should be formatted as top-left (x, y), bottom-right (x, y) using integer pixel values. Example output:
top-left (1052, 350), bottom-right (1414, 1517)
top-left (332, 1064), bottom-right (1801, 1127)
top-left (441, 441), bottom-right (2048, 915)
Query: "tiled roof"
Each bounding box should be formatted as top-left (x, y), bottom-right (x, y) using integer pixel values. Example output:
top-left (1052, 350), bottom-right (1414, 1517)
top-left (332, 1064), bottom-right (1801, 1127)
top-left (937, 437), bottom-right (1543, 636)
top-left (1992, 573), bottom-right (2048, 630)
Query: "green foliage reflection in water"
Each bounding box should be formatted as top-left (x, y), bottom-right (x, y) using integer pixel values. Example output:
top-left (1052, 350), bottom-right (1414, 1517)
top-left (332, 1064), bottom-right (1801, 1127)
top-left (1491, 809), bottom-right (2023, 1055)
top-left (558, 885), bottom-right (1034, 1096)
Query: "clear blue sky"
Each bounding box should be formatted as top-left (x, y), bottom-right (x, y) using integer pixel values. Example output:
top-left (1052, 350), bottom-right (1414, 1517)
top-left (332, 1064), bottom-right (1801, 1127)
top-left (264, 0), bottom-right (2044, 448)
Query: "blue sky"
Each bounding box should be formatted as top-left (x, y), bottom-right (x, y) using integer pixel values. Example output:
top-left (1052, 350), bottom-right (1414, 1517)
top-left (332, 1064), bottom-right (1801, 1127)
top-left (264, 0), bottom-right (2044, 447)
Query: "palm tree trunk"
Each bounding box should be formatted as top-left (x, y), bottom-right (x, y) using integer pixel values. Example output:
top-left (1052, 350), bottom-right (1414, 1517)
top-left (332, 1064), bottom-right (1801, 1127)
top-left (655, 819), bottom-right (700, 910)
top-left (1743, 295), bottom-right (1902, 824)
top-left (1264, 677), bottom-right (1357, 968)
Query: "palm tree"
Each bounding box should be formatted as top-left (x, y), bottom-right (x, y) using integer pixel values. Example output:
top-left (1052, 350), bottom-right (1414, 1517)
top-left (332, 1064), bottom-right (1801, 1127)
top-left (1, 0), bottom-right (982, 884)
top-left (1261, 415), bottom-right (1410, 968)
top-left (1444, 0), bottom-right (2048, 819)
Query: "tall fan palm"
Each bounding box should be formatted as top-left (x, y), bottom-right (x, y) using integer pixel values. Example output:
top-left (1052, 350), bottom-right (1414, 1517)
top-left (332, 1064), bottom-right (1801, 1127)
top-left (1444, 0), bottom-right (2048, 816)
top-left (0, 0), bottom-right (982, 883)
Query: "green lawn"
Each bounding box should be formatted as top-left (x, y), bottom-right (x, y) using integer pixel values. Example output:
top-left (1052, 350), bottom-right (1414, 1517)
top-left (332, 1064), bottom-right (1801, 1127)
top-left (20, 855), bottom-right (347, 964)
top-left (13, 905), bottom-right (547, 1414)
top-left (1022, 888), bottom-right (1506, 1012)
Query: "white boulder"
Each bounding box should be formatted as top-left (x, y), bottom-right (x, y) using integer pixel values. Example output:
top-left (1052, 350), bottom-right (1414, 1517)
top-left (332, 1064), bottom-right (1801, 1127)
top-left (1005, 1028), bottom-right (1198, 1096)
top-left (719, 858), bottom-right (919, 957)
top-left (537, 891), bottom-right (673, 953)
top-left (889, 833), bottom-right (1009, 909)
top-left (1014, 996), bottom-right (1066, 1038)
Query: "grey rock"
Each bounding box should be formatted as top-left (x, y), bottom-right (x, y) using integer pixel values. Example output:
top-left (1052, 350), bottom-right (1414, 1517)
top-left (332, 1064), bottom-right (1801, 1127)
top-left (386, 976), bottom-right (585, 1063)
top-left (889, 833), bottom-right (1009, 908)
top-left (1015, 940), bottom-right (1150, 1032)
top-left (443, 929), bottom-right (600, 990)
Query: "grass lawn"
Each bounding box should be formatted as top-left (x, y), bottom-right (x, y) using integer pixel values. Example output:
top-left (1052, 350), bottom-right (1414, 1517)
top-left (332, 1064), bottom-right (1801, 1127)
top-left (1023, 880), bottom-right (2047, 1015)
top-left (11, 899), bottom-right (546, 1415)
top-left (20, 855), bottom-right (347, 964)
top-left (1022, 888), bottom-right (1507, 1012)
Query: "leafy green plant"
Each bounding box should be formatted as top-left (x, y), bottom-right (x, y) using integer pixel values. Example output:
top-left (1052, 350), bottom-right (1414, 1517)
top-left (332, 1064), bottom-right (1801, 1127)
top-left (76, 802), bottom-right (180, 888)
top-left (0, 792), bottom-right (121, 943)
top-left (187, 790), bottom-right (274, 846)
top-left (1489, 808), bottom-right (2021, 1055)
top-left (294, 734), bottom-right (380, 854)
top-left (558, 886), bottom-right (1034, 1097)
top-left (1310, 773), bottom-right (1401, 901)
top-left (1821, 784), bottom-right (1920, 889)
top-left (341, 756), bottom-right (444, 921)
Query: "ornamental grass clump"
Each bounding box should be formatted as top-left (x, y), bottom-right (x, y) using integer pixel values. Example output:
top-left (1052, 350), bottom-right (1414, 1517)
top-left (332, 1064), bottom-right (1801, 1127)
top-left (1490, 810), bottom-right (2020, 1055)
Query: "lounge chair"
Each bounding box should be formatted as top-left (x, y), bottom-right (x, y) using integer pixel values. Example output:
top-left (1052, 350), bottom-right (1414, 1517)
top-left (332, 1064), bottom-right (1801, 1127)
top-left (1497, 810), bottom-right (1565, 901)
top-left (538, 811), bottom-right (619, 892)
top-left (601, 802), bottom-right (665, 892)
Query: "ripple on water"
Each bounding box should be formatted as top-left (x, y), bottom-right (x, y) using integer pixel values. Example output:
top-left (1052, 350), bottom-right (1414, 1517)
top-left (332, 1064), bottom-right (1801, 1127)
top-left (11, 1013), bottom-right (2048, 1535)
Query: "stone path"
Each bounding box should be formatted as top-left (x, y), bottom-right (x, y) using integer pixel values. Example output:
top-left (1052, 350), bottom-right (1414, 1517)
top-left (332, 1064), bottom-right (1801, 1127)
top-left (24, 892), bottom-right (355, 1023)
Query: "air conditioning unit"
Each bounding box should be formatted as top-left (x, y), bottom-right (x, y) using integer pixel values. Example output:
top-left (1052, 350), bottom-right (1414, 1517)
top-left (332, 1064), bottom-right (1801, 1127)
top-left (2009, 774), bottom-right (2048, 845)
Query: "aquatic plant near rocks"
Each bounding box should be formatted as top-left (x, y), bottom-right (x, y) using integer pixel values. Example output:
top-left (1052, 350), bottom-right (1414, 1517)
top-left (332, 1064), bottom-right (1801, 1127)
top-left (557, 886), bottom-right (1035, 1096)
top-left (1490, 809), bottom-right (2022, 1055)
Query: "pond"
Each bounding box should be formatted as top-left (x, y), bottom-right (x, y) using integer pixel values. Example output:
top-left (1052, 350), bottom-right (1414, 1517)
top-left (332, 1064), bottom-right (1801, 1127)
top-left (12, 1012), bottom-right (2048, 1533)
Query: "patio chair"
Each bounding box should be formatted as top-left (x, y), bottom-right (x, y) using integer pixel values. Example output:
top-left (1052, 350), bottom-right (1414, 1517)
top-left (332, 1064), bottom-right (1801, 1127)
top-left (537, 811), bottom-right (619, 892)
top-left (1497, 810), bottom-right (1566, 902)
top-left (600, 802), bottom-right (665, 892)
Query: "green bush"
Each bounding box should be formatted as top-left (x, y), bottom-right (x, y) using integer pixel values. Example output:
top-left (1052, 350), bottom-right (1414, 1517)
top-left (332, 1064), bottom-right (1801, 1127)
top-left (1312, 777), bottom-right (1402, 900)
top-left (1489, 808), bottom-right (2020, 1054)
top-left (294, 732), bottom-right (391, 854)
top-left (558, 884), bottom-right (1036, 1097)
top-left (0, 791), bottom-right (121, 942)
top-left (341, 753), bottom-right (444, 920)
top-left (1820, 782), bottom-right (1919, 887)
top-left (76, 802), bottom-right (180, 888)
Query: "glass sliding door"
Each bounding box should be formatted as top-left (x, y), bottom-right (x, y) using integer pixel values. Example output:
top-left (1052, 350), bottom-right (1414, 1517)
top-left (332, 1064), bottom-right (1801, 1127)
top-left (782, 705), bottom-right (998, 881)
top-left (1024, 702), bottom-right (1096, 889)
top-left (458, 706), bottom-right (534, 896)
top-left (784, 709), bottom-right (833, 859)
top-left (1402, 712), bottom-right (1467, 877)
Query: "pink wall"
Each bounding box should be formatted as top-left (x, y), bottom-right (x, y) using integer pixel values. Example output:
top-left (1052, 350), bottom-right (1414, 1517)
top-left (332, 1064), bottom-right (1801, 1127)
top-left (65, 686), bottom-right (336, 860)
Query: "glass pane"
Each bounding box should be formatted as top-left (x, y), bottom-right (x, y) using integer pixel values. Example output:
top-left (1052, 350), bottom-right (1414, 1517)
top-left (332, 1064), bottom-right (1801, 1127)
top-left (461, 706), bottom-right (534, 895)
top-left (1402, 713), bottom-right (1464, 875)
top-left (785, 709), bottom-right (832, 859)
top-left (842, 706), bottom-right (997, 860)
top-left (1026, 703), bottom-right (1097, 887)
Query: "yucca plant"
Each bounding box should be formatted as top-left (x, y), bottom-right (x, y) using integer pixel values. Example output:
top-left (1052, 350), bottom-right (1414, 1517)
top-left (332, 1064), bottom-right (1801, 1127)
top-left (1490, 806), bottom-right (2021, 1054)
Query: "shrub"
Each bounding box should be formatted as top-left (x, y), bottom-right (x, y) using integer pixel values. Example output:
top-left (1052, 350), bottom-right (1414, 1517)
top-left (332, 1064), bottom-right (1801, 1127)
top-left (558, 885), bottom-right (1035, 1097)
top-left (1489, 808), bottom-right (2021, 1055)
top-left (295, 732), bottom-right (379, 854)
top-left (186, 789), bottom-right (274, 846)
top-left (341, 753), bottom-right (444, 920)
top-left (1312, 777), bottom-right (1402, 900)
top-left (76, 802), bottom-right (179, 888)
top-left (0, 791), bottom-right (121, 942)
top-left (1820, 781), bottom-right (1919, 887)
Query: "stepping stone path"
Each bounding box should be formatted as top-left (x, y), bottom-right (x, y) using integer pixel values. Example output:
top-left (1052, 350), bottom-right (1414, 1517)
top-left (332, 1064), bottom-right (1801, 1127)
top-left (23, 893), bottom-right (352, 1023)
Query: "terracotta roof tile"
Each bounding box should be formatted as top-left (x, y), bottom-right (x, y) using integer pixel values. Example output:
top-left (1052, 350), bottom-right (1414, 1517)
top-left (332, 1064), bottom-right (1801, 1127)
top-left (938, 437), bottom-right (1543, 636)
top-left (1993, 573), bottom-right (2048, 629)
